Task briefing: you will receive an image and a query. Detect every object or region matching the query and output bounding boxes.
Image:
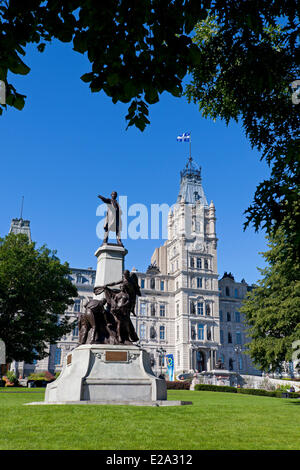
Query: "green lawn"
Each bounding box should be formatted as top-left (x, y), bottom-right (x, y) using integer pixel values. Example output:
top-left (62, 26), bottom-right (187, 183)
top-left (0, 389), bottom-right (299, 450)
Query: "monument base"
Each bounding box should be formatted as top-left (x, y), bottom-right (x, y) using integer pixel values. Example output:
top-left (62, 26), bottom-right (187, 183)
top-left (44, 344), bottom-right (170, 404)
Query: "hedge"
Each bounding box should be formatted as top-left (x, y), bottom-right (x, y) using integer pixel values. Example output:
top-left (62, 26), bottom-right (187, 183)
top-left (193, 384), bottom-right (300, 398)
top-left (166, 381), bottom-right (190, 390)
top-left (194, 384), bottom-right (237, 393)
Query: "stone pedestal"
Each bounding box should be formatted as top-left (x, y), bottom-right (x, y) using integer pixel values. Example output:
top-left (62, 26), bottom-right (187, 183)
top-left (45, 344), bottom-right (168, 404)
top-left (94, 244), bottom-right (127, 298)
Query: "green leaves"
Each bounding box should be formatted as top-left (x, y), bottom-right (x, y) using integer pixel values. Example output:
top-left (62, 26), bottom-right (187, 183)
top-left (241, 225), bottom-right (300, 372)
top-left (0, 234), bottom-right (77, 363)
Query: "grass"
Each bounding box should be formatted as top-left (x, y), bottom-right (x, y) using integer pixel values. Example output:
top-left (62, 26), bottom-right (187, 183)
top-left (0, 388), bottom-right (299, 450)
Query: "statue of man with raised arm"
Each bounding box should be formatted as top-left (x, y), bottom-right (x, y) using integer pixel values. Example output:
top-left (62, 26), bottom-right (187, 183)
top-left (98, 191), bottom-right (123, 246)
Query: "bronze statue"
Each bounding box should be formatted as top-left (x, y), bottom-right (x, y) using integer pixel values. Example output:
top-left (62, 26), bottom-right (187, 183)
top-left (94, 269), bottom-right (141, 316)
top-left (98, 191), bottom-right (122, 246)
top-left (103, 286), bottom-right (139, 344)
top-left (78, 299), bottom-right (108, 344)
top-left (215, 358), bottom-right (225, 370)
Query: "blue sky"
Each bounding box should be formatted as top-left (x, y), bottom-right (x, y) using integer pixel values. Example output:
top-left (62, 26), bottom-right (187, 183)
top-left (0, 40), bottom-right (270, 285)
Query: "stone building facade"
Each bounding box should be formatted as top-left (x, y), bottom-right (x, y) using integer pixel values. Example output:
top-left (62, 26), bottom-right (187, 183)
top-left (8, 159), bottom-right (261, 378)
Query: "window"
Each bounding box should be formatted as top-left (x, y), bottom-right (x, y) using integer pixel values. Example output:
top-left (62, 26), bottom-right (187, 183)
top-left (140, 302), bottom-right (146, 315)
top-left (220, 330), bottom-right (224, 343)
top-left (219, 310), bottom-right (223, 321)
top-left (160, 280), bottom-right (164, 291)
top-left (207, 327), bottom-right (211, 341)
top-left (227, 312), bottom-right (231, 322)
top-left (197, 277), bottom-right (202, 288)
top-left (141, 279), bottom-right (145, 289)
top-left (73, 325), bottom-right (79, 337)
top-left (176, 303), bottom-right (179, 315)
top-left (239, 356), bottom-right (243, 371)
top-left (206, 303), bottom-right (211, 316)
top-left (159, 304), bottom-right (166, 317)
top-left (225, 286), bottom-right (230, 296)
top-left (190, 302), bottom-right (196, 315)
top-left (54, 347), bottom-right (61, 365)
top-left (150, 278), bottom-right (155, 289)
top-left (190, 257), bottom-right (194, 268)
top-left (177, 350), bottom-right (180, 366)
top-left (159, 325), bottom-right (165, 340)
top-left (197, 258), bottom-right (202, 269)
top-left (197, 324), bottom-right (204, 340)
top-left (177, 325), bottom-right (180, 340)
top-left (74, 299), bottom-right (81, 313)
top-left (234, 288), bottom-right (238, 298)
top-left (235, 311), bottom-right (240, 322)
top-left (228, 332), bottom-right (232, 343)
top-left (236, 332), bottom-right (242, 345)
top-left (76, 274), bottom-right (82, 283)
top-left (197, 302), bottom-right (204, 315)
top-left (140, 324), bottom-right (146, 339)
top-left (204, 259), bottom-right (208, 270)
top-left (229, 358), bottom-right (234, 371)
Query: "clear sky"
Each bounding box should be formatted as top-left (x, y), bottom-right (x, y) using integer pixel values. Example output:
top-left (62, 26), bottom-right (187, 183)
top-left (0, 40), bottom-right (270, 285)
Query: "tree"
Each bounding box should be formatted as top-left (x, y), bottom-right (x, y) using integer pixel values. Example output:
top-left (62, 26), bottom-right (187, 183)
top-left (240, 217), bottom-right (300, 373)
top-left (0, 0), bottom-right (298, 136)
top-left (0, 233), bottom-right (77, 364)
top-left (185, 11), bottom-right (299, 252)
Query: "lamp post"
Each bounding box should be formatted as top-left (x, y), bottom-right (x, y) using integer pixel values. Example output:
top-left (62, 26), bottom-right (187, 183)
top-left (234, 345), bottom-right (242, 373)
top-left (156, 347), bottom-right (166, 377)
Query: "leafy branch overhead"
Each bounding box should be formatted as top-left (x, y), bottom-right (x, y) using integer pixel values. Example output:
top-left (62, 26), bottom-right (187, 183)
top-left (0, 0), bottom-right (208, 131)
top-left (1, 1), bottom-right (298, 132)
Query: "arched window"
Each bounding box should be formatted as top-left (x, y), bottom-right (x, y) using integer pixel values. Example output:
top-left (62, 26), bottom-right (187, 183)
top-left (140, 324), bottom-right (146, 339)
top-left (159, 325), bottom-right (165, 340)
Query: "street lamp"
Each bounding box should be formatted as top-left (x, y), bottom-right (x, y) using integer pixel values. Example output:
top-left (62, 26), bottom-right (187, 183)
top-left (234, 345), bottom-right (242, 373)
top-left (156, 347), bottom-right (166, 377)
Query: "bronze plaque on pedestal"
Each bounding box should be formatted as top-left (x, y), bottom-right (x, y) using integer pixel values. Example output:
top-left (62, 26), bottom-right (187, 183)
top-left (105, 351), bottom-right (128, 362)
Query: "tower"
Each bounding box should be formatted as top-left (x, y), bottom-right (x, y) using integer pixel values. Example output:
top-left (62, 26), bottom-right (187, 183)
top-left (151, 157), bottom-right (220, 372)
top-left (8, 197), bottom-right (32, 242)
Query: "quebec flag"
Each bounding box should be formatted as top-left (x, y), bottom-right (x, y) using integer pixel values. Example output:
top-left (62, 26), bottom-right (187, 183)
top-left (177, 132), bottom-right (191, 142)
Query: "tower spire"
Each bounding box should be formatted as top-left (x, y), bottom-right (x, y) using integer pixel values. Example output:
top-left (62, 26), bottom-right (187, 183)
top-left (20, 196), bottom-right (24, 220)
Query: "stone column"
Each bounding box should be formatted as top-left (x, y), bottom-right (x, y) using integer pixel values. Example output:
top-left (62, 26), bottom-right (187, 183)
top-left (94, 244), bottom-right (128, 298)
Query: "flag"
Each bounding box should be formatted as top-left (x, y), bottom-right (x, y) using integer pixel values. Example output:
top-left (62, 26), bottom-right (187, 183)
top-left (177, 132), bottom-right (190, 142)
top-left (166, 354), bottom-right (174, 381)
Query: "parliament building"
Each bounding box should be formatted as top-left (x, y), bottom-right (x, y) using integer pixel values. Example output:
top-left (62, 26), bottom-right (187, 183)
top-left (9, 159), bottom-right (260, 378)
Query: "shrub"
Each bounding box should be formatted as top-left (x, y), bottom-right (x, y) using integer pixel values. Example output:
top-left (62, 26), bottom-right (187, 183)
top-left (3, 371), bottom-right (18, 386)
top-left (0, 379), bottom-right (5, 387)
top-left (27, 371), bottom-right (55, 382)
top-left (194, 384), bottom-right (237, 393)
top-left (166, 381), bottom-right (190, 390)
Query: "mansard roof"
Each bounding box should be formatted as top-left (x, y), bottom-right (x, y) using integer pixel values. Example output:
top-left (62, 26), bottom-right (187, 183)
top-left (177, 158), bottom-right (208, 206)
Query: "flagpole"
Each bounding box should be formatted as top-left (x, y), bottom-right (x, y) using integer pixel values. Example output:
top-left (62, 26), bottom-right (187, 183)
top-left (189, 131), bottom-right (192, 159)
